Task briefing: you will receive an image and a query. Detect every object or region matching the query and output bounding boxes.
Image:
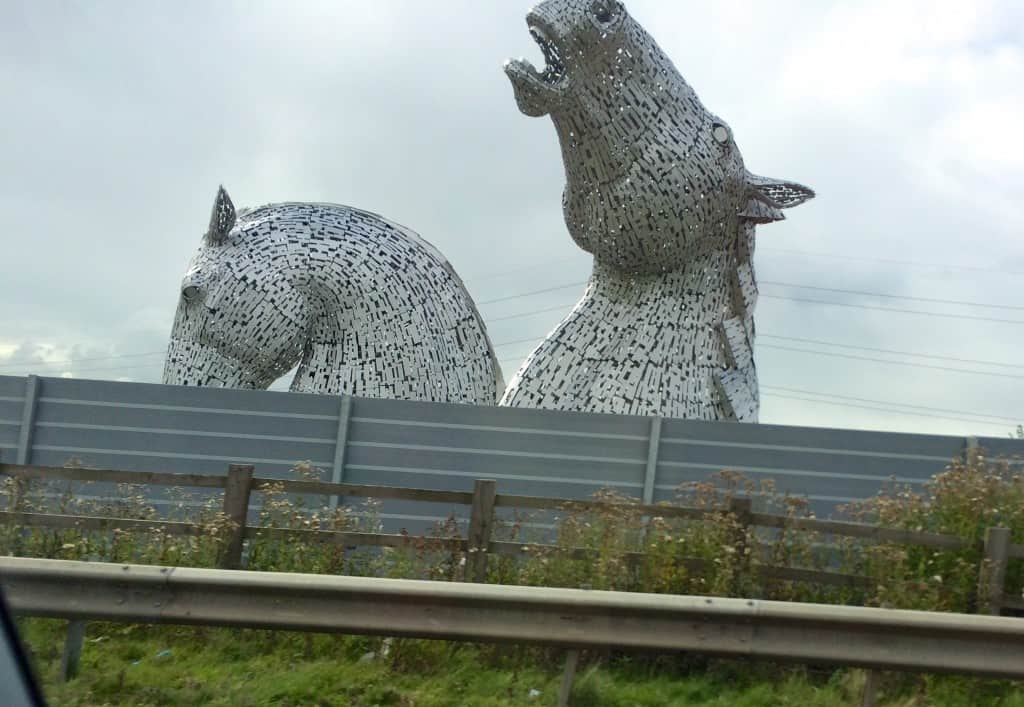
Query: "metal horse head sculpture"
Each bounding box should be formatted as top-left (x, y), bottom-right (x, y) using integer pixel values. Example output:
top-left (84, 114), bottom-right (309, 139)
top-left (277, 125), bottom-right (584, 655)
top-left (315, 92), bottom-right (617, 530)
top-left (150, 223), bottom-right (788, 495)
top-left (164, 187), bottom-right (504, 404)
top-left (501, 0), bottom-right (814, 420)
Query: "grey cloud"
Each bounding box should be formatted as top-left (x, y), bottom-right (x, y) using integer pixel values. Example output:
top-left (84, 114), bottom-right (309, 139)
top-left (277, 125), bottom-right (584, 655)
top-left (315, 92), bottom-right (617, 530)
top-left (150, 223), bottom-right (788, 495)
top-left (0, 0), bottom-right (1020, 436)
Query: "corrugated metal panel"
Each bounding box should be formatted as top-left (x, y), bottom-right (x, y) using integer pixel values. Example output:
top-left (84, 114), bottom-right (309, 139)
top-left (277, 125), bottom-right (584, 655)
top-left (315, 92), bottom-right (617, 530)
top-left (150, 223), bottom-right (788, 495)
top-left (351, 396), bottom-right (651, 439)
top-left (655, 419), bottom-right (967, 515)
top-left (661, 418), bottom-right (964, 458)
top-left (977, 436), bottom-right (1024, 464)
top-left (0, 376), bottom-right (25, 398)
top-left (42, 377), bottom-right (341, 417)
top-left (4, 375), bottom-right (1024, 532)
top-left (0, 376), bottom-right (20, 455)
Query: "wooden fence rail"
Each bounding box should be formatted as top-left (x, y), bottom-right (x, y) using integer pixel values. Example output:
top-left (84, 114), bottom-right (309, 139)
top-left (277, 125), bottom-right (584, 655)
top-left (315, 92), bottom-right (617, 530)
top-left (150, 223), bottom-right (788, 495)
top-left (2, 460), bottom-right (1021, 698)
top-left (1, 462), bottom-right (1020, 613)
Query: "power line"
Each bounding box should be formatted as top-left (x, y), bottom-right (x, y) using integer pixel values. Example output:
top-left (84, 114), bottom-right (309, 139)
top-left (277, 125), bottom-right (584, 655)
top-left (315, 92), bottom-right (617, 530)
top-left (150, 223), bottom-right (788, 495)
top-left (494, 336), bottom-right (545, 349)
top-left (496, 339), bottom-right (1024, 384)
top-left (761, 281), bottom-right (1023, 311)
top-left (761, 295), bottom-right (1024, 324)
top-left (494, 336), bottom-right (1024, 380)
top-left (760, 336), bottom-right (1020, 369)
top-left (473, 246), bottom-right (1023, 287)
top-left (478, 281), bottom-right (588, 306)
top-left (487, 303), bottom-right (576, 323)
top-left (760, 246), bottom-right (1024, 276)
top-left (476, 276), bottom-right (1023, 323)
top-left (3, 273), bottom-right (1019, 373)
top-left (489, 366), bottom-right (1015, 428)
top-left (7, 362), bottom-right (165, 377)
top-left (762, 386), bottom-right (1020, 423)
top-left (759, 344), bottom-right (1024, 380)
top-left (464, 254), bottom-right (582, 283)
top-left (0, 349), bottom-right (167, 371)
top-left (764, 392), bottom-right (1013, 430)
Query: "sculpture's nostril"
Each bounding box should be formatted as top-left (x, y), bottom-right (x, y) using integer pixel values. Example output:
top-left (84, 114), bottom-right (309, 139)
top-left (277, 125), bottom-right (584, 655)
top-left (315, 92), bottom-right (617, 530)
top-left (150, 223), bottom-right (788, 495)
top-left (182, 285), bottom-right (201, 302)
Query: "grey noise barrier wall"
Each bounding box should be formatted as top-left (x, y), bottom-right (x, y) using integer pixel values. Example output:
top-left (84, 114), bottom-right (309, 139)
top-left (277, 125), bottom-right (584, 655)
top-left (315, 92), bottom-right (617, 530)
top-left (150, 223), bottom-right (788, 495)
top-left (1, 375), bottom-right (1020, 534)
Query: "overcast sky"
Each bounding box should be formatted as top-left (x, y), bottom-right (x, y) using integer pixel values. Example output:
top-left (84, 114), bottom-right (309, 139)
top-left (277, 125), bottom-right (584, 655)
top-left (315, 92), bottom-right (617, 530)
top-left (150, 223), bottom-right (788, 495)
top-left (1, 0), bottom-right (1021, 438)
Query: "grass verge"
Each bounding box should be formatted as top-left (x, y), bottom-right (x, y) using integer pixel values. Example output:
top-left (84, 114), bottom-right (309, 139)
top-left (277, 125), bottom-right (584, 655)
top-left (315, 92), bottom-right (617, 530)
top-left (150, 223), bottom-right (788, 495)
top-left (18, 619), bottom-right (1024, 707)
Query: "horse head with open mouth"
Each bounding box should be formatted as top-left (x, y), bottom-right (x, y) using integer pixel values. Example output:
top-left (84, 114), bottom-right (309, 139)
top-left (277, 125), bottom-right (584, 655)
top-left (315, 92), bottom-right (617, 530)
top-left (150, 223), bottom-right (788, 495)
top-left (502, 0), bottom-right (814, 420)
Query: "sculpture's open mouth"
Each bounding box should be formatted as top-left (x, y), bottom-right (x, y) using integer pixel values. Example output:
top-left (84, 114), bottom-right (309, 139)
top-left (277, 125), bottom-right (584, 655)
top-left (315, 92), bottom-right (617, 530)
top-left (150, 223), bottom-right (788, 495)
top-left (527, 24), bottom-right (566, 84)
top-left (504, 15), bottom-right (568, 116)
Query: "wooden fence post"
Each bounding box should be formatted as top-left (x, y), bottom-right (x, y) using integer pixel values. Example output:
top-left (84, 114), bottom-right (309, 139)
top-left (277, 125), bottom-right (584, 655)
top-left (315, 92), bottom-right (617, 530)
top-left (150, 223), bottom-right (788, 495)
top-left (977, 527), bottom-right (1011, 616)
top-left (59, 619), bottom-right (87, 682)
top-left (729, 497), bottom-right (753, 591)
top-left (465, 479), bottom-right (496, 583)
top-left (220, 464), bottom-right (254, 570)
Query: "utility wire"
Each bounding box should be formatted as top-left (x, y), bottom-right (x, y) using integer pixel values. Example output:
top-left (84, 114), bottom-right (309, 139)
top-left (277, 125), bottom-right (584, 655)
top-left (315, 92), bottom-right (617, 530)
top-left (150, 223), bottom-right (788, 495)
top-left (10, 362), bottom-right (166, 376)
top-left (0, 349), bottom-right (167, 371)
top-left (760, 246), bottom-right (1024, 276)
top-left (490, 365), bottom-right (1016, 428)
top-left (759, 345), bottom-right (1024, 380)
top-left (764, 392), bottom-right (1014, 430)
top-left (5, 312), bottom-right (1018, 376)
top-left (477, 281), bottom-right (587, 306)
top-left (4, 245), bottom-right (1019, 373)
top-left (495, 338), bottom-right (1023, 379)
top-left (761, 281), bottom-right (1023, 311)
top-left (487, 303), bottom-right (576, 323)
top-left (760, 295), bottom-right (1024, 324)
top-left (761, 386), bottom-right (1020, 423)
top-left (475, 277), bottom-right (1023, 323)
top-left (494, 336), bottom-right (548, 349)
top-left (5, 273), bottom-right (1021, 372)
top-left (464, 254), bottom-right (582, 283)
top-left (759, 336), bottom-right (1020, 369)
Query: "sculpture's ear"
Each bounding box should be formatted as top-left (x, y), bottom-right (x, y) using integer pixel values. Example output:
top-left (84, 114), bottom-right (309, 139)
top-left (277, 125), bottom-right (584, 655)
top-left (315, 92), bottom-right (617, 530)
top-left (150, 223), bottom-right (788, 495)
top-left (204, 185), bottom-right (236, 245)
top-left (740, 172), bottom-right (815, 224)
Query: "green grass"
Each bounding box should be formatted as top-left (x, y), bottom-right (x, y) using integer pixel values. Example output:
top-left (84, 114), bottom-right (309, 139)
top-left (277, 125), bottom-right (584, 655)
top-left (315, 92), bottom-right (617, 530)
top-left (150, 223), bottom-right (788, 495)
top-left (6, 455), bottom-right (1024, 705)
top-left (16, 619), bottom-right (1024, 707)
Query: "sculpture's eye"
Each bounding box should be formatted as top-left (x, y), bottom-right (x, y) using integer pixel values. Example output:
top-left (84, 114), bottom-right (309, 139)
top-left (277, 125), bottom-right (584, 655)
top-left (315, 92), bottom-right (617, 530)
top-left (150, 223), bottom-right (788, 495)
top-left (712, 123), bottom-right (731, 145)
top-left (592, 1), bottom-right (616, 23)
top-left (182, 285), bottom-right (202, 303)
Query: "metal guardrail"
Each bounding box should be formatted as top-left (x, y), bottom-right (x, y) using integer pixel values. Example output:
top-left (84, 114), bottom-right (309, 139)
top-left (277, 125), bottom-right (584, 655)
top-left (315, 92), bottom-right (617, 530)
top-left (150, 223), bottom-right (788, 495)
top-left (3, 557), bottom-right (1024, 680)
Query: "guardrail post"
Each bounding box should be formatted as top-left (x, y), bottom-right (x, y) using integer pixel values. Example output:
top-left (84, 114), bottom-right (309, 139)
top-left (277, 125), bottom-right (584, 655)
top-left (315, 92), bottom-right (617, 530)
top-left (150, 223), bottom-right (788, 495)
top-left (860, 669), bottom-right (880, 707)
top-left (221, 464), bottom-right (254, 570)
top-left (59, 619), bottom-right (87, 682)
top-left (465, 479), bottom-right (496, 583)
top-left (978, 527), bottom-right (1011, 616)
top-left (558, 648), bottom-right (581, 707)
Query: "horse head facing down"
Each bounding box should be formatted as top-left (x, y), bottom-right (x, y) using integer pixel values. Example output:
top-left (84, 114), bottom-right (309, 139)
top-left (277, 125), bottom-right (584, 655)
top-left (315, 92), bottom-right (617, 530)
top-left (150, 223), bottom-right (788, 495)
top-left (164, 187), bottom-right (309, 389)
top-left (164, 187), bottom-right (504, 404)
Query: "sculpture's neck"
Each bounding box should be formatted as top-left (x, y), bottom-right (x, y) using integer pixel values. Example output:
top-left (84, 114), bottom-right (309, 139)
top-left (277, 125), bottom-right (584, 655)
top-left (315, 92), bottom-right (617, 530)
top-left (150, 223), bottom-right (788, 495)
top-left (279, 228), bottom-right (498, 402)
top-left (584, 248), bottom-right (743, 323)
top-left (499, 240), bottom-right (759, 420)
